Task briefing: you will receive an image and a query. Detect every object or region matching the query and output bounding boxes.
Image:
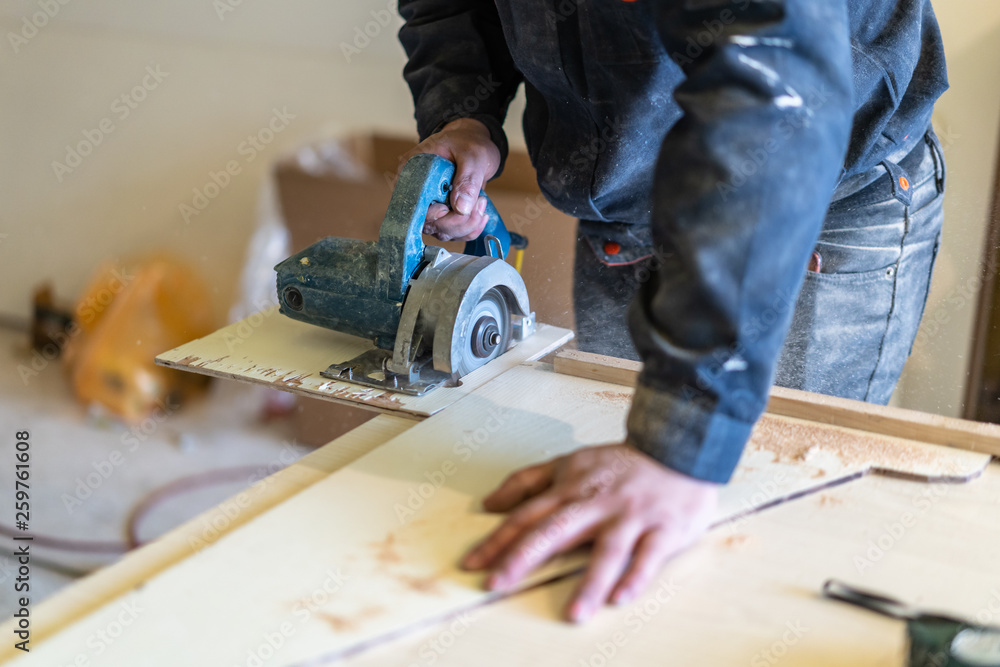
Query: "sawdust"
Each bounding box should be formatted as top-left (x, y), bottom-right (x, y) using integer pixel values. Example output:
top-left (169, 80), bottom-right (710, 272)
top-left (594, 390), bottom-right (633, 408)
top-left (747, 414), bottom-right (946, 474)
top-left (397, 573), bottom-right (444, 595)
top-left (371, 533), bottom-right (402, 565)
top-left (721, 534), bottom-right (751, 550)
top-left (318, 606), bottom-right (385, 633)
top-left (319, 613), bottom-right (357, 632)
top-left (367, 532), bottom-right (444, 595)
top-left (817, 494), bottom-right (844, 507)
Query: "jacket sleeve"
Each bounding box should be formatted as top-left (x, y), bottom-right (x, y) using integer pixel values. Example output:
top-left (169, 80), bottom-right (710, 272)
top-left (626, 1), bottom-right (855, 483)
top-left (397, 0), bottom-right (523, 176)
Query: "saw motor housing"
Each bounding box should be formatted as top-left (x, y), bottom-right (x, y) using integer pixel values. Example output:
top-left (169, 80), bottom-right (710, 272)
top-left (274, 154), bottom-right (534, 395)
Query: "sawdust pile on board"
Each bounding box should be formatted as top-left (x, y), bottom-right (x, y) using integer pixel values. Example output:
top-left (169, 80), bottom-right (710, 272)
top-left (371, 533), bottom-right (402, 565)
top-left (594, 390), bottom-right (633, 408)
top-left (554, 382), bottom-right (633, 414)
top-left (368, 533), bottom-right (445, 596)
top-left (397, 573), bottom-right (444, 595)
top-left (747, 414), bottom-right (948, 472)
top-left (318, 606), bottom-right (385, 633)
top-left (721, 534), bottom-right (751, 551)
top-left (319, 612), bottom-right (358, 632)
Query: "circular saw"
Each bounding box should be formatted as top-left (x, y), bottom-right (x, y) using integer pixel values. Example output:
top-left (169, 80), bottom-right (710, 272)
top-left (273, 153), bottom-right (534, 396)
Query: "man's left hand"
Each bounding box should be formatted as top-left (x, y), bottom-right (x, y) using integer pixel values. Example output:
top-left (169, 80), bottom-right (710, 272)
top-left (462, 444), bottom-right (718, 623)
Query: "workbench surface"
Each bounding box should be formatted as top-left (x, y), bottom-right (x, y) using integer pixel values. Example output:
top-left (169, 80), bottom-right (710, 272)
top-left (340, 465), bottom-right (1000, 666)
top-left (5, 361), bottom-right (998, 666)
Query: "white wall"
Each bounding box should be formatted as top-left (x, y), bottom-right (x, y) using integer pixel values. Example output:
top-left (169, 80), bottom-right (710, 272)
top-left (0, 0), bottom-right (419, 320)
top-left (1, 1), bottom-right (996, 417)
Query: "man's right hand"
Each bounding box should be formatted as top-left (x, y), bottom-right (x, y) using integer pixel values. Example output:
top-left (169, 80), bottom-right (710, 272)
top-left (398, 118), bottom-right (501, 242)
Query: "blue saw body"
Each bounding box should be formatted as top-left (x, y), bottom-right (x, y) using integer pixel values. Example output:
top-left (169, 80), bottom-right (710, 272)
top-left (273, 153), bottom-right (532, 395)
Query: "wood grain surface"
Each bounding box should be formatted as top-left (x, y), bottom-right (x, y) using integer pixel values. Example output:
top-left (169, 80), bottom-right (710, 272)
top-left (342, 465), bottom-right (1000, 667)
top-left (0, 415), bottom-right (415, 663)
top-left (10, 363), bottom-right (989, 667)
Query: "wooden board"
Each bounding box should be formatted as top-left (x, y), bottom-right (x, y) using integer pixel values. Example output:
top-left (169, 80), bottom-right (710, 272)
top-left (554, 349), bottom-right (1000, 457)
top-left (340, 464), bottom-right (1000, 667)
top-left (0, 415), bottom-right (415, 662)
top-left (11, 362), bottom-right (989, 667)
top-left (155, 306), bottom-right (574, 418)
top-left (767, 387), bottom-right (1000, 458)
top-left (551, 348), bottom-right (642, 387)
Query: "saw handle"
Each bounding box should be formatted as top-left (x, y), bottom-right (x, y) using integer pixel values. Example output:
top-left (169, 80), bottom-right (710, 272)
top-left (379, 154), bottom-right (527, 301)
top-left (402, 154), bottom-right (523, 259)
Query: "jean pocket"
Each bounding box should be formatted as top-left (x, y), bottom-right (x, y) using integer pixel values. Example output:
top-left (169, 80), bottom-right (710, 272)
top-left (811, 238), bottom-right (901, 278)
top-left (806, 262), bottom-right (898, 285)
top-left (814, 198), bottom-right (905, 275)
top-left (777, 262), bottom-right (896, 400)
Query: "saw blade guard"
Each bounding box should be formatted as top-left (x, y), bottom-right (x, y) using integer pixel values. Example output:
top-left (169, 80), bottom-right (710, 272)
top-left (387, 248), bottom-right (534, 379)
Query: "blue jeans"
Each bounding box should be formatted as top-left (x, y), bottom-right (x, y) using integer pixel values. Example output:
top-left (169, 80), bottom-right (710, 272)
top-left (574, 129), bottom-right (946, 404)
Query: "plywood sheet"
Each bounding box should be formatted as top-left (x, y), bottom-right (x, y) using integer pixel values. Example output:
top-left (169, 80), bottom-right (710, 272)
top-left (10, 364), bottom-right (990, 666)
top-left (155, 307), bottom-right (574, 418)
top-left (0, 415), bottom-right (415, 661)
top-left (341, 464), bottom-right (1000, 667)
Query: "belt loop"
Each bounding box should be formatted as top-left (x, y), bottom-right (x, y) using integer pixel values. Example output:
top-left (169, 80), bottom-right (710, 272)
top-left (924, 130), bottom-right (946, 194)
top-left (880, 159), bottom-right (913, 207)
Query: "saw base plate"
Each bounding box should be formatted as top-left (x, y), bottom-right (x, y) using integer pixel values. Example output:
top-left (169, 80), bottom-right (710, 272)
top-left (321, 348), bottom-right (459, 396)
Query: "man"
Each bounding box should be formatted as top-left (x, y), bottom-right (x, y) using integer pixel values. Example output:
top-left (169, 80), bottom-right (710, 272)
top-left (396, 0), bottom-right (948, 622)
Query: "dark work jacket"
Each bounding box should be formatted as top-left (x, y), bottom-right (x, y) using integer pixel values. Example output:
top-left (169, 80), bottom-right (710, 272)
top-left (398, 0), bottom-right (948, 483)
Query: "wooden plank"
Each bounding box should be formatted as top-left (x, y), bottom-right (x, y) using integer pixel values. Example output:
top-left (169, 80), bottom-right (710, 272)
top-left (155, 306), bottom-right (574, 419)
top-left (553, 349), bottom-right (1000, 457)
top-left (11, 363), bottom-right (989, 667)
top-left (767, 386), bottom-right (1000, 457)
top-left (341, 464), bottom-right (1000, 667)
top-left (552, 348), bottom-right (641, 387)
top-left (0, 415), bottom-right (415, 662)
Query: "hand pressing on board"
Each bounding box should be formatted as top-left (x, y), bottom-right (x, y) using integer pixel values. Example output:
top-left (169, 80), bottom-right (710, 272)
top-left (397, 117), bottom-right (500, 242)
top-left (462, 444), bottom-right (718, 623)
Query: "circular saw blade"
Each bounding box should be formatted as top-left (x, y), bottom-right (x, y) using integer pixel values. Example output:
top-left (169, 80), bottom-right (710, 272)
top-left (455, 287), bottom-right (512, 376)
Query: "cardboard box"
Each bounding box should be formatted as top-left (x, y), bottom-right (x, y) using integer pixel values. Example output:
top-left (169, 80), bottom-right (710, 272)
top-left (274, 133), bottom-right (578, 445)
